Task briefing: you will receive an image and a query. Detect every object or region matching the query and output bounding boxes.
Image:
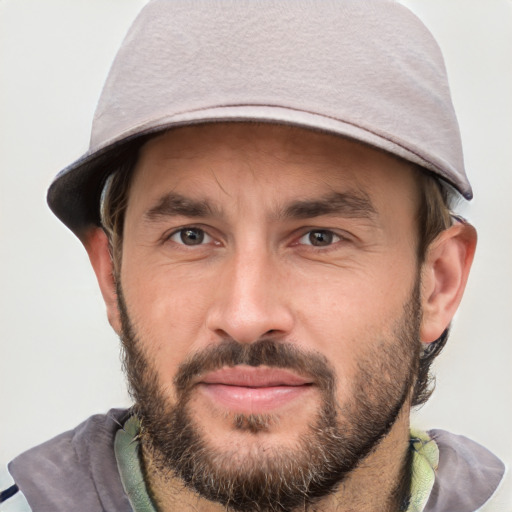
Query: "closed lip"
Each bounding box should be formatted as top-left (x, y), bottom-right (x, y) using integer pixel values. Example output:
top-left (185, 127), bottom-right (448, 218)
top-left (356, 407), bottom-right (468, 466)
top-left (199, 365), bottom-right (313, 387)
top-left (197, 365), bottom-right (315, 413)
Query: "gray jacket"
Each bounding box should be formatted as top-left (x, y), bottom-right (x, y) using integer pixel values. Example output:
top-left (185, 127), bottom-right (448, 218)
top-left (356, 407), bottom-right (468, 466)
top-left (0, 409), bottom-right (507, 511)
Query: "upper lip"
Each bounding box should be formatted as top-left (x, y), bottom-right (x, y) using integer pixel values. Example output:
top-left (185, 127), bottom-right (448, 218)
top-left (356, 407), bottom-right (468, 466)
top-left (200, 366), bottom-right (313, 387)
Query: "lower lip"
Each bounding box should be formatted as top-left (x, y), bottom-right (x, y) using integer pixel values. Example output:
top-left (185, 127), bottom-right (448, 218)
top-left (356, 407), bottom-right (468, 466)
top-left (199, 383), bottom-right (312, 413)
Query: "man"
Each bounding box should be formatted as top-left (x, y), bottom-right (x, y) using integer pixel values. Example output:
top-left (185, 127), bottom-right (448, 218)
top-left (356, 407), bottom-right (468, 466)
top-left (0, 0), bottom-right (508, 511)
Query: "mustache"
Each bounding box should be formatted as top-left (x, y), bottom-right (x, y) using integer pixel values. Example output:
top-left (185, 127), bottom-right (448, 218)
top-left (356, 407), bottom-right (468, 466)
top-left (173, 338), bottom-right (336, 396)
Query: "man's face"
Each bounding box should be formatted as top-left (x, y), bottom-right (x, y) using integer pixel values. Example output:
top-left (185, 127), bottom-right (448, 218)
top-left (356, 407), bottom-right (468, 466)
top-left (117, 124), bottom-right (423, 509)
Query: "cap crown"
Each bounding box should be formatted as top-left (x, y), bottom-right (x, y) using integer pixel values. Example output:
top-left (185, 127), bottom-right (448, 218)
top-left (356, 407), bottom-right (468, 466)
top-left (48, 0), bottom-right (471, 240)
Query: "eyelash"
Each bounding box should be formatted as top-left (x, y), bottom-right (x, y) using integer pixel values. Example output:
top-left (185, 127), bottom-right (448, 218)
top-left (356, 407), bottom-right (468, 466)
top-left (165, 226), bottom-right (215, 247)
top-left (297, 229), bottom-right (343, 248)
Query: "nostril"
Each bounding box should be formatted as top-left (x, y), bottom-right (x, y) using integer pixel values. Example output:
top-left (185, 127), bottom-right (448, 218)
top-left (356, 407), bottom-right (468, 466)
top-left (214, 329), bottom-right (230, 339)
top-left (207, 298), bottom-right (295, 344)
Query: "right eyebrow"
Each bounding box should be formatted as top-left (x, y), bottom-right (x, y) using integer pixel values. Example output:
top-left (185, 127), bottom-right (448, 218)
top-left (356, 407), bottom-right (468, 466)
top-left (144, 192), bottom-right (217, 221)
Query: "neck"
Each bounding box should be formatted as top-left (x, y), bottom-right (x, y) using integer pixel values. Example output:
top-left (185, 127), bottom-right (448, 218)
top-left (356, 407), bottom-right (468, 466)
top-left (141, 407), bottom-right (412, 512)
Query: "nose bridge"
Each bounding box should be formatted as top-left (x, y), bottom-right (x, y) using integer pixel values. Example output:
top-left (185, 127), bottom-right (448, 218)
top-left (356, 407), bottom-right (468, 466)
top-left (207, 241), bottom-right (293, 343)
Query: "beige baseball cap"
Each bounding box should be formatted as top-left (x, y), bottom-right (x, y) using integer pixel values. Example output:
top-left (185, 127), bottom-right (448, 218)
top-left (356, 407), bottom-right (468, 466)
top-left (47, 0), bottom-right (472, 242)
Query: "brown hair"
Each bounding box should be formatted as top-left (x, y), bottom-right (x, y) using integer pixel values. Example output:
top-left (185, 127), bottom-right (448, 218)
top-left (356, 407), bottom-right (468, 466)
top-left (100, 156), bottom-right (138, 273)
top-left (412, 171), bottom-right (457, 406)
top-left (100, 154), bottom-right (458, 407)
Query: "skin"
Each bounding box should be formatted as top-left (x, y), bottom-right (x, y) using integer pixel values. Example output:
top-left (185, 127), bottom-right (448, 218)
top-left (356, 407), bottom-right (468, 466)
top-left (88, 123), bottom-right (476, 511)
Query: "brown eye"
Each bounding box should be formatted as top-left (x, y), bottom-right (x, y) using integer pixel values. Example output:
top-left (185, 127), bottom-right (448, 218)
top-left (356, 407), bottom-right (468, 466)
top-left (170, 228), bottom-right (211, 246)
top-left (299, 230), bottom-right (340, 247)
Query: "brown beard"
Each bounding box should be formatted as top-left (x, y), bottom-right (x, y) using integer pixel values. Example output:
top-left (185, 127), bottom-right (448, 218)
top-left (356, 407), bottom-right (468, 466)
top-left (117, 282), bottom-right (421, 512)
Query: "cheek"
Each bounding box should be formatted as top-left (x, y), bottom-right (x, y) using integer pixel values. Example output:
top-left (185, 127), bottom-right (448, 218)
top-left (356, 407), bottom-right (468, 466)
top-left (294, 263), bottom-right (416, 335)
top-left (291, 264), bottom-right (417, 383)
top-left (120, 264), bottom-right (216, 380)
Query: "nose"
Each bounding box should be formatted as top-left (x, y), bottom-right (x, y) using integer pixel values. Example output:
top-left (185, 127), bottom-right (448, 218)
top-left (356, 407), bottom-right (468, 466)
top-left (206, 249), bottom-right (294, 344)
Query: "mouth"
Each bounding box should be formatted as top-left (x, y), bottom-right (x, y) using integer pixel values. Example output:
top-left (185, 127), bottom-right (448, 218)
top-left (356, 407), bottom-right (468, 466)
top-left (197, 365), bottom-right (315, 413)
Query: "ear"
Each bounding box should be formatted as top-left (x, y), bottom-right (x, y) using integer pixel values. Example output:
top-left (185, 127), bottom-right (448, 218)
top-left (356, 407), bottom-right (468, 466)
top-left (420, 221), bottom-right (477, 343)
top-left (83, 227), bottom-right (122, 335)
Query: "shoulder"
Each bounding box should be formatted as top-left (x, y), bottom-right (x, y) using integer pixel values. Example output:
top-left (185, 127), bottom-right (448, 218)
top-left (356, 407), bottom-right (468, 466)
top-left (1, 466), bottom-right (31, 511)
top-left (1, 409), bottom-right (133, 512)
top-left (477, 466), bottom-right (511, 512)
top-left (425, 429), bottom-right (506, 512)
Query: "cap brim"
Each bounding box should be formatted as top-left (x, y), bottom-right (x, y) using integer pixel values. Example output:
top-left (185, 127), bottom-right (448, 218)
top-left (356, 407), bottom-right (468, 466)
top-left (48, 105), bottom-right (473, 241)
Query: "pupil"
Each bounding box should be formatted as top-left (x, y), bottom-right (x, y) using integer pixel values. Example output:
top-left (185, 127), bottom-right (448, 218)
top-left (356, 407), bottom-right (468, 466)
top-left (310, 230), bottom-right (332, 246)
top-left (181, 228), bottom-right (204, 245)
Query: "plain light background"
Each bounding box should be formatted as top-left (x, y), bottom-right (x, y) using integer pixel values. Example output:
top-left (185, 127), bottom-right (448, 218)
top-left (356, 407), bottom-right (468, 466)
top-left (1, 0), bottom-right (511, 477)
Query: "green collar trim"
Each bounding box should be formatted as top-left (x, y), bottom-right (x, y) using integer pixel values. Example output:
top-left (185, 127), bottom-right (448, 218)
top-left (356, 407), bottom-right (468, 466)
top-left (406, 428), bottom-right (439, 512)
top-left (115, 416), bottom-right (439, 512)
top-left (115, 415), bottom-right (158, 512)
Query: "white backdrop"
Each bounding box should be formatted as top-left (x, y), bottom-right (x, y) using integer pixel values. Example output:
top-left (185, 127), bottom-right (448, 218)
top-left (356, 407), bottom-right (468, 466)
top-left (1, 0), bottom-right (511, 476)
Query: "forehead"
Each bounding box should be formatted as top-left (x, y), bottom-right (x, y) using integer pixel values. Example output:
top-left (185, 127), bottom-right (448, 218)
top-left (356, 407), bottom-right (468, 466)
top-left (127, 123), bottom-right (419, 215)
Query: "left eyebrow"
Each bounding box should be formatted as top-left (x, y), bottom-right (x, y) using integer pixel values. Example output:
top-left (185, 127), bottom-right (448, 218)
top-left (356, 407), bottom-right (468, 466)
top-left (280, 191), bottom-right (377, 220)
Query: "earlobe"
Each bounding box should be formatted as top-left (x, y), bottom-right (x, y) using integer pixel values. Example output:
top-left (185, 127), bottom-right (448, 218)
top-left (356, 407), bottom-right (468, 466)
top-left (420, 221), bottom-right (477, 343)
top-left (83, 227), bottom-right (122, 334)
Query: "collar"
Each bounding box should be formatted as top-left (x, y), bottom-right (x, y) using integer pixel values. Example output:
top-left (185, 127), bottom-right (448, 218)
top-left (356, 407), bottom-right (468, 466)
top-left (115, 416), bottom-right (440, 512)
top-left (406, 428), bottom-right (439, 512)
